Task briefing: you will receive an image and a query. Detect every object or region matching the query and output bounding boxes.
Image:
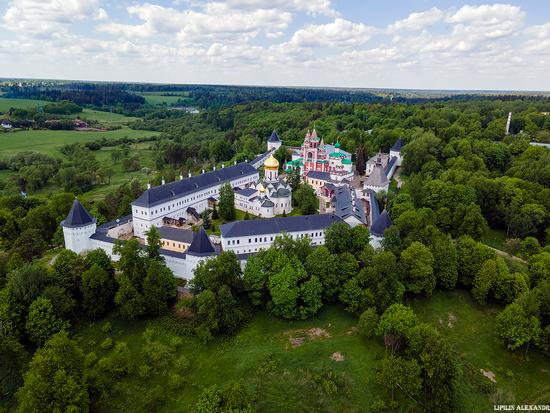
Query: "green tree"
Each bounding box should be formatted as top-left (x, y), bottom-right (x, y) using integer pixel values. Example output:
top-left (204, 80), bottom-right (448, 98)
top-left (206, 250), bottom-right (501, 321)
top-left (142, 259), bottom-right (176, 315)
top-left (218, 183), bottom-right (235, 221)
top-left (25, 297), bottom-right (70, 345)
top-left (50, 249), bottom-right (85, 294)
top-left (431, 234), bottom-right (458, 289)
top-left (407, 324), bottom-right (457, 412)
top-left (145, 226), bottom-right (163, 261)
top-left (400, 242), bottom-right (435, 295)
top-left (472, 257), bottom-right (508, 304)
top-left (456, 236), bottom-right (495, 286)
top-left (115, 274), bottom-right (145, 319)
top-left (16, 331), bottom-right (89, 412)
top-left (268, 259), bottom-right (322, 320)
top-left (7, 263), bottom-right (49, 305)
top-left (287, 166), bottom-right (301, 191)
top-left (324, 222), bottom-right (352, 255)
top-left (293, 184), bottom-right (318, 215)
top-left (376, 356), bottom-right (421, 408)
top-left (496, 303), bottom-right (540, 355)
top-left (376, 304), bottom-right (419, 354)
top-left (81, 264), bottom-right (116, 319)
top-left (528, 252), bottom-right (550, 287)
top-left (305, 246), bottom-right (340, 301)
top-left (358, 307), bottom-right (379, 338)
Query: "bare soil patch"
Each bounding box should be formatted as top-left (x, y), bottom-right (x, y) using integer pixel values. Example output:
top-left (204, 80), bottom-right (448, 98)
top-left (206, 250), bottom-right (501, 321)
top-left (290, 337), bottom-right (306, 348)
top-left (447, 313), bottom-right (457, 328)
top-left (330, 352), bottom-right (345, 362)
top-left (481, 369), bottom-right (497, 383)
top-left (285, 328), bottom-right (331, 348)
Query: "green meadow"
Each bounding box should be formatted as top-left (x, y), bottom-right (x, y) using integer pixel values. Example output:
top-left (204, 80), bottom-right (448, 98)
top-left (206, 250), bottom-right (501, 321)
top-left (138, 92), bottom-right (192, 105)
top-left (73, 290), bottom-right (550, 412)
top-left (0, 128), bottom-right (159, 156)
top-left (0, 97), bottom-right (49, 113)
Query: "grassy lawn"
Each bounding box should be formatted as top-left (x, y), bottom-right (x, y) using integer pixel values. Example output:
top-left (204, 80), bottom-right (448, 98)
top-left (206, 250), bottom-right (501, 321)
top-left (75, 304), bottom-right (381, 412)
top-left (138, 92), bottom-right (192, 105)
top-left (0, 97), bottom-right (49, 113)
top-left (409, 289), bottom-right (550, 409)
top-left (71, 290), bottom-right (550, 412)
top-left (0, 127), bottom-right (159, 157)
top-left (481, 228), bottom-right (508, 251)
top-left (76, 109), bottom-right (138, 125)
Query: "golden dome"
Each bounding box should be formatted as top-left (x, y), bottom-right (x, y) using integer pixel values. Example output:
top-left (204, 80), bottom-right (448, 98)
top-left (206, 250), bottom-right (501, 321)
top-left (264, 154), bottom-right (279, 169)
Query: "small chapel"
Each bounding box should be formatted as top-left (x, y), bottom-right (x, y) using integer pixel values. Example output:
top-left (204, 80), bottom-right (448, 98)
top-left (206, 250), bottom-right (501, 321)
top-left (234, 153), bottom-right (292, 218)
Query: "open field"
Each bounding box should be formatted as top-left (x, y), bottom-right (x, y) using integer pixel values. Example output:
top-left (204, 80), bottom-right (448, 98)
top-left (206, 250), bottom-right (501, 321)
top-left (72, 290), bottom-right (550, 412)
top-left (0, 97), bottom-right (49, 113)
top-left (77, 109), bottom-right (139, 125)
top-left (409, 290), bottom-right (550, 408)
top-left (0, 127), bottom-right (159, 156)
top-left (138, 92), bottom-right (193, 105)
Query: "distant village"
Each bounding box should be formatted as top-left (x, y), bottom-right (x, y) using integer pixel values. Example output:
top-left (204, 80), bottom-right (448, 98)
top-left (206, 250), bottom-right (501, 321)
top-left (62, 129), bottom-right (404, 279)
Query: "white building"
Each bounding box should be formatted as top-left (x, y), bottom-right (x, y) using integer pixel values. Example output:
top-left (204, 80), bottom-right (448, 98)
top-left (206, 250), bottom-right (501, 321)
top-left (234, 154), bottom-right (292, 218)
top-left (220, 214), bottom-right (344, 255)
top-left (61, 128), bottom-right (393, 280)
top-left (267, 130), bottom-right (282, 151)
top-left (363, 138), bottom-right (405, 194)
top-left (131, 162), bottom-right (259, 239)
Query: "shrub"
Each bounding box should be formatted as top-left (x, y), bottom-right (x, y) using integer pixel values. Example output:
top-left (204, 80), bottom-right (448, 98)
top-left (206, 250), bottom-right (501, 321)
top-left (100, 338), bottom-right (113, 350)
top-left (101, 322), bottom-right (112, 334)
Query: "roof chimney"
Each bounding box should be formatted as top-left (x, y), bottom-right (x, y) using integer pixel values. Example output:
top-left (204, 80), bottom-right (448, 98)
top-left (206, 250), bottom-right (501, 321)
top-left (234, 160), bottom-right (237, 165)
top-left (213, 165), bottom-right (216, 171)
top-left (221, 163), bottom-right (224, 168)
top-left (188, 170), bottom-right (192, 178)
top-left (147, 183), bottom-right (151, 189)
top-left (161, 177), bottom-right (165, 185)
top-left (202, 169), bottom-right (205, 174)
top-left (179, 174), bottom-right (183, 180)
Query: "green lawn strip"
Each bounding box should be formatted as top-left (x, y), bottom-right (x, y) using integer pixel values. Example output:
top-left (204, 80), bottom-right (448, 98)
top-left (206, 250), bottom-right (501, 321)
top-left (409, 290), bottom-right (550, 406)
top-left (73, 305), bottom-right (381, 412)
top-left (0, 128), bottom-right (159, 156)
top-left (0, 97), bottom-right (49, 113)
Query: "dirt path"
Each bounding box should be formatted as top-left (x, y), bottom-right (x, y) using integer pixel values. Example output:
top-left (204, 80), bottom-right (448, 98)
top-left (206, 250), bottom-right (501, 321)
top-left (487, 246), bottom-right (527, 264)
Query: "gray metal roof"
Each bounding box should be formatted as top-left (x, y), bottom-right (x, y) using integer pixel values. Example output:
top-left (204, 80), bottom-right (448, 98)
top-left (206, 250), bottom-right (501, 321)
top-left (268, 130), bottom-right (281, 143)
top-left (187, 227), bottom-right (216, 255)
top-left (390, 138), bottom-right (405, 152)
top-left (61, 200), bottom-right (96, 228)
top-left (235, 187), bottom-right (257, 197)
top-left (365, 164), bottom-right (390, 187)
top-left (333, 186), bottom-right (367, 224)
top-left (306, 170), bottom-right (331, 181)
top-left (132, 163), bottom-right (257, 208)
top-left (371, 209), bottom-right (392, 237)
top-left (220, 214), bottom-right (343, 238)
top-left (384, 156), bottom-right (397, 176)
top-left (250, 149), bottom-right (275, 168)
top-left (158, 226), bottom-right (195, 244)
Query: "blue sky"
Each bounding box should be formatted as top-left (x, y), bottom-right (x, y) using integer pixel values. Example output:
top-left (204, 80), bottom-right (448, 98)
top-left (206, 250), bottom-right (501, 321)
top-left (0, 1), bottom-right (549, 90)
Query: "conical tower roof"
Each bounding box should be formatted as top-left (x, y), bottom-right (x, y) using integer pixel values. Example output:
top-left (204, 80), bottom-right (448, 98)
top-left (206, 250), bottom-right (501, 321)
top-left (268, 130), bottom-right (281, 143)
top-left (187, 227), bottom-right (215, 256)
top-left (371, 209), bottom-right (392, 237)
top-left (61, 199), bottom-right (96, 228)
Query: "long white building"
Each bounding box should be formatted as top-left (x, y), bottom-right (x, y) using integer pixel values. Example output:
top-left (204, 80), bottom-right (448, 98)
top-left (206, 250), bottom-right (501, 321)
top-left (131, 162), bottom-right (259, 238)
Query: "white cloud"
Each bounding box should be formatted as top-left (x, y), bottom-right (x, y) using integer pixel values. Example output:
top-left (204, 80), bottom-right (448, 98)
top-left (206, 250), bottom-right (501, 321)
top-left (98, 3), bottom-right (292, 44)
top-left (209, 0), bottom-right (339, 17)
top-left (3, 0), bottom-right (107, 38)
top-left (289, 18), bottom-right (375, 48)
top-left (387, 7), bottom-right (444, 32)
top-left (1, 2), bottom-right (549, 90)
